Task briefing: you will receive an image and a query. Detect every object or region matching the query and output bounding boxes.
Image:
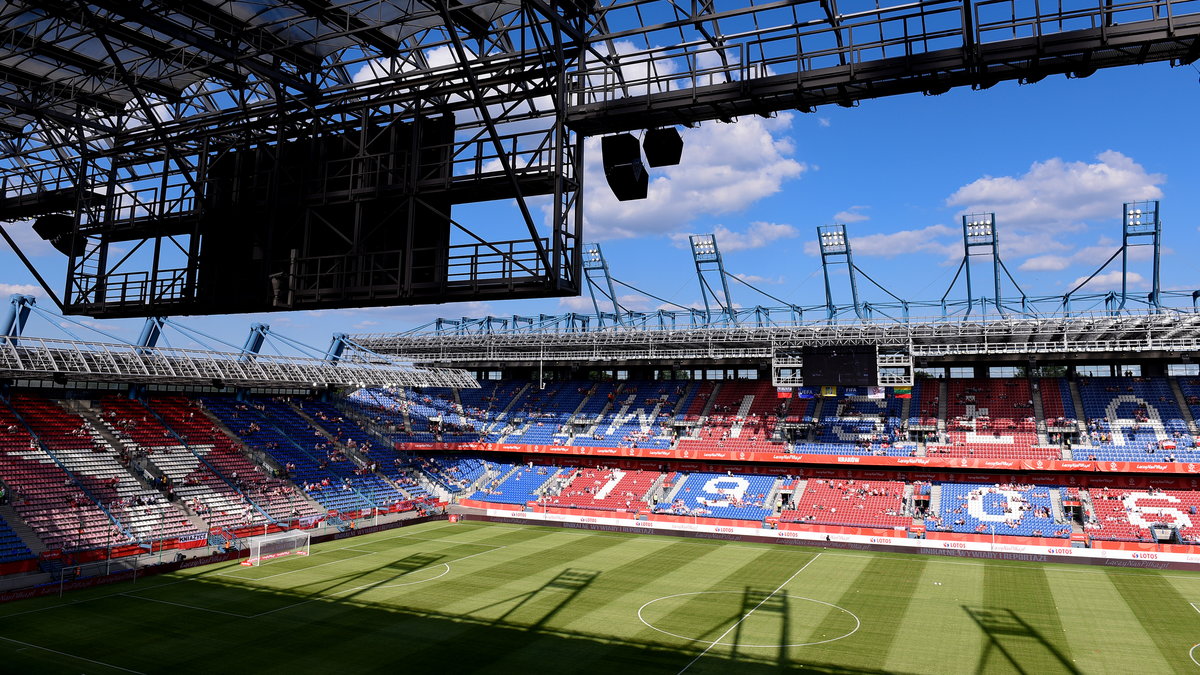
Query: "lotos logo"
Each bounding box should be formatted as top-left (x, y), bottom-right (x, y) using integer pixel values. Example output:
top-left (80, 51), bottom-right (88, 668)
top-left (869, 537), bottom-right (891, 544)
top-left (1047, 548), bottom-right (1073, 555)
top-left (1131, 553), bottom-right (1159, 559)
top-left (942, 542), bottom-right (967, 549)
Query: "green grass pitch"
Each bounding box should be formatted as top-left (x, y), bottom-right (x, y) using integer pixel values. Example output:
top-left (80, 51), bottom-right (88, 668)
top-left (1, 520), bottom-right (1199, 674)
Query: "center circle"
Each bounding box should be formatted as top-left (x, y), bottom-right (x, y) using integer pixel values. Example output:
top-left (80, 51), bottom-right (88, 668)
top-left (637, 591), bottom-right (861, 648)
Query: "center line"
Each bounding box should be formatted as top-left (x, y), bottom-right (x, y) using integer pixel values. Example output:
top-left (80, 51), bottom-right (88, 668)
top-left (677, 553), bottom-right (822, 674)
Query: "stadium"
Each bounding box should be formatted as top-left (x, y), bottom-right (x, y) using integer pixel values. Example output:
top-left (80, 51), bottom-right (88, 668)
top-left (0, 0), bottom-right (1199, 673)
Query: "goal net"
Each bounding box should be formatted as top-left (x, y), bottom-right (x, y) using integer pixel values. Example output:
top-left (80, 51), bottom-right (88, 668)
top-left (243, 530), bottom-right (311, 566)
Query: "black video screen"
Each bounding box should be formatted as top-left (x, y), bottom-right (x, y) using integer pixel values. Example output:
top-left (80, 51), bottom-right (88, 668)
top-left (800, 345), bottom-right (877, 386)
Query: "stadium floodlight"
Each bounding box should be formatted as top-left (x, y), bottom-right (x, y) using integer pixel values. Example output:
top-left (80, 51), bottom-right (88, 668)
top-left (244, 530), bottom-right (311, 566)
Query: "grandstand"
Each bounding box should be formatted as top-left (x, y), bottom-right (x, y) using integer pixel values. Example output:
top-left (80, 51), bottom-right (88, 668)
top-left (0, 0), bottom-right (1197, 670)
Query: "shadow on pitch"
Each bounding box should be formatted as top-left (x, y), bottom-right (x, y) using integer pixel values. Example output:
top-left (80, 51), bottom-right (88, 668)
top-left (962, 606), bottom-right (1080, 675)
top-left (467, 568), bottom-right (599, 630)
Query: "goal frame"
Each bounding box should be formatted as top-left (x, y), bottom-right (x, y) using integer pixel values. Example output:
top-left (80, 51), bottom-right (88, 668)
top-left (242, 530), bottom-right (311, 567)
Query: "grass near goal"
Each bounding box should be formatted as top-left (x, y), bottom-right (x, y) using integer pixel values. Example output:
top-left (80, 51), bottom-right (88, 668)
top-left (243, 530), bottom-right (310, 566)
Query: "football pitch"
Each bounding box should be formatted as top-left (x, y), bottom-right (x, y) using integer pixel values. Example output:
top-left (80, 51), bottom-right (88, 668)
top-left (2, 520), bottom-right (1199, 674)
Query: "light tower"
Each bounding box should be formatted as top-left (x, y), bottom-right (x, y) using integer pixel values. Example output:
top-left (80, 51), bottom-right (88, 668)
top-left (942, 213), bottom-right (1025, 316)
top-left (1121, 200), bottom-right (1162, 311)
top-left (690, 234), bottom-right (736, 325)
top-left (818, 224), bottom-right (861, 320)
top-left (1062, 200), bottom-right (1163, 315)
top-left (582, 243), bottom-right (623, 327)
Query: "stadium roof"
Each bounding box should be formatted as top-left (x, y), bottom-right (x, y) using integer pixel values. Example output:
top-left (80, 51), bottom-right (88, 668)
top-left (352, 310), bottom-right (1200, 365)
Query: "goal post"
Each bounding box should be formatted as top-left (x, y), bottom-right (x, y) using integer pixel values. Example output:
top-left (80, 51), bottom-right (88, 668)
top-left (243, 530), bottom-right (311, 567)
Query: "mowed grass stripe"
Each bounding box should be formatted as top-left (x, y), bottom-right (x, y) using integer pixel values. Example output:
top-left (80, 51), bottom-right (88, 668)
top-left (809, 554), bottom-right (926, 671)
top-left (641, 548), bottom-right (819, 657)
top-left (720, 551), bottom-right (871, 659)
top-left (975, 563), bottom-right (1078, 673)
top-left (398, 529), bottom-right (634, 619)
top-left (497, 538), bottom-right (761, 670)
top-left (1108, 570), bottom-right (1197, 673)
top-left (1045, 566), bottom-right (1173, 673)
top-left (882, 552), bottom-right (989, 672)
top-left (394, 533), bottom-right (659, 666)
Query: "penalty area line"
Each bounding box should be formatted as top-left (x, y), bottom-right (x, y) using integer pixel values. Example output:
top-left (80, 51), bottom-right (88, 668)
top-left (0, 635), bottom-right (147, 674)
top-left (246, 544), bottom-right (508, 619)
top-left (677, 552), bottom-right (823, 674)
top-left (118, 592), bottom-right (252, 618)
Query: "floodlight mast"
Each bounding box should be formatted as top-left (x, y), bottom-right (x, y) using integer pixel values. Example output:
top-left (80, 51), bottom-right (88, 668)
top-left (942, 213), bottom-right (1026, 317)
top-left (1122, 200), bottom-right (1162, 311)
top-left (582, 243), bottom-right (623, 327)
top-left (818, 224), bottom-right (861, 320)
top-left (690, 234), bottom-right (737, 326)
top-left (1062, 201), bottom-right (1164, 316)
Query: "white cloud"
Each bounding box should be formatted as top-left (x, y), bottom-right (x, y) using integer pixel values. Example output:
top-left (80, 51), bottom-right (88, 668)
top-left (0, 220), bottom-right (55, 257)
top-left (1069, 270), bottom-right (1146, 291)
top-left (946, 151), bottom-right (1165, 231)
top-left (562, 293), bottom-right (654, 312)
top-left (558, 295), bottom-right (595, 311)
top-left (734, 273), bottom-right (785, 285)
top-left (583, 115), bottom-right (807, 240)
top-left (818, 118), bottom-right (831, 128)
top-left (1018, 237), bottom-right (1154, 271)
top-left (670, 221), bottom-right (798, 252)
top-left (0, 283), bottom-right (41, 298)
top-left (833, 206), bottom-right (870, 223)
top-left (802, 224), bottom-right (959, 259)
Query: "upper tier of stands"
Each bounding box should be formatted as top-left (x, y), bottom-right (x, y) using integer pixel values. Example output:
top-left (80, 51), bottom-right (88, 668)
top-left (571, 381), bottom-right (677, 449)
top-left (803, 388), bottom-right (913, 457)
top-left (204, 398), bottom-right (407, 513)
top-left (10, 395), bottom-right (197, 545)
top-left (1076, 377), bottom-right (1196, 462)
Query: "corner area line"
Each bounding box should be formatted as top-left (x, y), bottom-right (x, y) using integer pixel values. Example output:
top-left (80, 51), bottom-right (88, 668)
top-left (0, 635), bottom-right (146, 674)
top-left (677, 552), bottom-right (823, 674)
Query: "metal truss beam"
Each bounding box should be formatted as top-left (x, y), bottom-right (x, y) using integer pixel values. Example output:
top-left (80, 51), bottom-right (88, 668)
top-left (352, 308), bottom-right (1200, 366)
top-left (0, 335), bottom-right (478, 389)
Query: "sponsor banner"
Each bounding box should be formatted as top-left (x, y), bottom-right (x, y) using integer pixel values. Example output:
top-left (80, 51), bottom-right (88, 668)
top-left (466, 509), bottom-right (1200, 567)
top-left (398, 442), bottom-right (1200, 476)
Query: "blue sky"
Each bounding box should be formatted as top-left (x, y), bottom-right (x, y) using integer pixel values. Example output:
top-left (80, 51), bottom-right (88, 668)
top-left (2, 60), bottom-right (1198, 355)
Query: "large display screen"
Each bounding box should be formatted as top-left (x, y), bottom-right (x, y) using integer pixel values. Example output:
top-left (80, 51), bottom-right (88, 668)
top-left (800, 345), bottom-right (877, 386)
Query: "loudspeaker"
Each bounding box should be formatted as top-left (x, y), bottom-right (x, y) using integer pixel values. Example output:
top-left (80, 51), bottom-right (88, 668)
top-left (642, 127), bottom-right (683, 167)
top-left (32, 214), bottom-right (84, 257)
top-left (601, 133), bottom-right (648, 201)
